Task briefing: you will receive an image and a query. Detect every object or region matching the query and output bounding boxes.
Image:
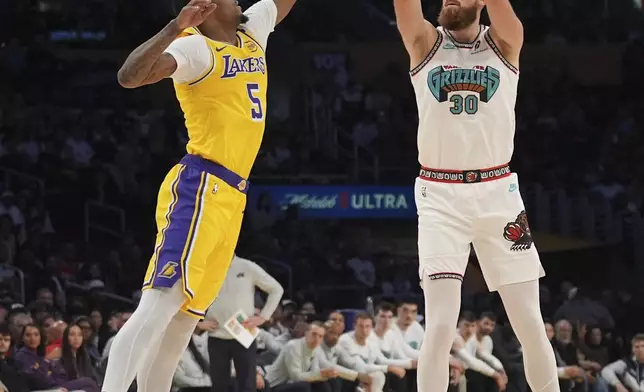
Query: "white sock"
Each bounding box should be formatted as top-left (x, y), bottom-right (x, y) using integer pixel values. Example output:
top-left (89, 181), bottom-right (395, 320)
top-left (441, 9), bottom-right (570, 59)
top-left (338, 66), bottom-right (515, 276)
top-left (417, 277), bottom-right (462, 392)
top-left (136, 311), bottom-right (199, 392)
top-left (498, 280), bottom-right (560, 392)
top-left (102, 284), bottom-right (186, 392)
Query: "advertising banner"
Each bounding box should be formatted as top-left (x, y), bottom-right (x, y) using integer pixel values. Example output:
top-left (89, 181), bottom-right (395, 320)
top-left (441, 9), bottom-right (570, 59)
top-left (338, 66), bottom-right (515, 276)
top-left (248, 186), bottom-right (415, 219)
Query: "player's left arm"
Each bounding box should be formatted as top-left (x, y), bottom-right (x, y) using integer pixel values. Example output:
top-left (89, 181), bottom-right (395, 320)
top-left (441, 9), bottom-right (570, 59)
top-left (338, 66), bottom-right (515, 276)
top-left (273, 0), bottom-right (297, 24)
top-left (243, 0), bottom-right (296, 49)
top-left (486, 0), bottom-right (523, 67)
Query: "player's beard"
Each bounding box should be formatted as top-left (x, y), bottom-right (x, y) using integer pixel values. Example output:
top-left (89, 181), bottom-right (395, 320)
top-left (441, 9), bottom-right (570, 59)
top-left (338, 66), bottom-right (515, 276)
top-left (239, 13), bottom-right (249, 24)
top-left (438, 3), bottom-right (478, 31)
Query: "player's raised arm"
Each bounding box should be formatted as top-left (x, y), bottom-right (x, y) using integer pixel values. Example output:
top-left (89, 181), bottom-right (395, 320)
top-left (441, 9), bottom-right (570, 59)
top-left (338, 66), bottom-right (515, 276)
top-left (273, 0), bottom-right (297, 24)
top-left (393, 0), bottom-right (438, 64)
top-left (117, 0), bottom-right (216, 88)
top-left (486, 0), bottom-right (523, 67)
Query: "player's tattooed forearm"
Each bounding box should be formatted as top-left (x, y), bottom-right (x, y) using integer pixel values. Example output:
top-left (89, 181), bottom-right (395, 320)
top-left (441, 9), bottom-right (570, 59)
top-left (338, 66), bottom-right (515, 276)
top-left (118, 21), bottom-right (181, 88)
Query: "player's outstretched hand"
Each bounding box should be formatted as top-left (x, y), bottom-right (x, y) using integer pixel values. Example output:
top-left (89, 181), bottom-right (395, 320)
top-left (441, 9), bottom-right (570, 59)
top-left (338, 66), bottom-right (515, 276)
top-left (175, 0), bottom-right (217, 30)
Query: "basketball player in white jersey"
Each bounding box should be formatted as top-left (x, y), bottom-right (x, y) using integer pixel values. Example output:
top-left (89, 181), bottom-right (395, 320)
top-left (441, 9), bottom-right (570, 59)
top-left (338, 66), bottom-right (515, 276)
top-left (392, 1), bottom-right (559, 392)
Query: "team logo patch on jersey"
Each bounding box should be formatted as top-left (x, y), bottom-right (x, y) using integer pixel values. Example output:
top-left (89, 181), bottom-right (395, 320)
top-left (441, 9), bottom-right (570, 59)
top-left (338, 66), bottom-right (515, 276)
top-left (158, 261), bottom-right (179, 279)
top-left (502, 211), bottom-right (533, 251)
top-left (443, 43), bottom-right (456, 49)
top-left (245, 40), bottom-right (258, 53)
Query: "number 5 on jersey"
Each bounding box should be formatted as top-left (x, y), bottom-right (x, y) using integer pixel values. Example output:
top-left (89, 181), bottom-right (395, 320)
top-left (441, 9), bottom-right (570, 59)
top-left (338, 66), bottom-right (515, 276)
top-left (246, 83), bottom-right (264, 121)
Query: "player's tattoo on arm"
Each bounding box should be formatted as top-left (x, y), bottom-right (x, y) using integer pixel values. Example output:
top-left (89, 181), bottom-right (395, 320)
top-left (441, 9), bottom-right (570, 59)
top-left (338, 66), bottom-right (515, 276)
top-left (117, 21), bottom-right (182, 88)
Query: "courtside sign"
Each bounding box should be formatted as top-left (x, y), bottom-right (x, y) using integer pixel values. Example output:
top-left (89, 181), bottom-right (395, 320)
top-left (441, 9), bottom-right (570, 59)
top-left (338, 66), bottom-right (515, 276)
top-left (247, 186), bottom-right (416, 219)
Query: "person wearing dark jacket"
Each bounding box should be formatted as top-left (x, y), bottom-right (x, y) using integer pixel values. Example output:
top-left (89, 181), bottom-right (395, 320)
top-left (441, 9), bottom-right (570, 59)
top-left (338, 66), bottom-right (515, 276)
top-left (0, 323), bottom-right (30, 392)
top-left (60, 323), bottom-right (102, 386)
top-left (14, 324), bottom-right (99, 392)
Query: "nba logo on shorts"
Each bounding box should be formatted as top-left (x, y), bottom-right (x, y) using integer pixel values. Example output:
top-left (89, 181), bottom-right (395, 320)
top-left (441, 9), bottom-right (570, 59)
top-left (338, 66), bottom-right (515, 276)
top-left (421, 186), bottom-right (427, 197)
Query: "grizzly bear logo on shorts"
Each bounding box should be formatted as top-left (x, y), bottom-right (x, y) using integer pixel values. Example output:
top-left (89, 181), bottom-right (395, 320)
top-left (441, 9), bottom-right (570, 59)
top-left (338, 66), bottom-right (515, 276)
top-left (502, 210), bottom-right (533, 251)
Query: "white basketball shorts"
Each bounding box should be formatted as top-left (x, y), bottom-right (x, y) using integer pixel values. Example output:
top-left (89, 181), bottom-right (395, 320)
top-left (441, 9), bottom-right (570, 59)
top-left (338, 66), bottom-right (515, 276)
top-left (415, 173), bottom-right (545, 291)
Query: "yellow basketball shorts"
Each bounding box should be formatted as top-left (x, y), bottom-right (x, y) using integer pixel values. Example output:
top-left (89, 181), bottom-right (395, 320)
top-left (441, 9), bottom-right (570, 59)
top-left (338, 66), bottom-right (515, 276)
top-left (142, 154), bottom-right (248, 318)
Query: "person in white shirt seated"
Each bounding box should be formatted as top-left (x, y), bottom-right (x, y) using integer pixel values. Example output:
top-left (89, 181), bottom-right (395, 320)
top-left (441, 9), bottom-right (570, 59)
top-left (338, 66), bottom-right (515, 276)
top-left (390, 299), bottom-right (425, 392)
top-left (172, 327), bottom-right (211, 392)
top-left (600, 334), bottom-right (644, 392)
top-left (460, 312), bottom-right (508, 392)
top-left (371, 302), bottom-right (421, 392)
top-left (391, 300), bottom-right (425, 350)
top-left (265, 321), bottom-right (363, 392)
top-left (317, 320), bottom-right (375, 392)
top-left (338, 312), bottom-right (414, 392)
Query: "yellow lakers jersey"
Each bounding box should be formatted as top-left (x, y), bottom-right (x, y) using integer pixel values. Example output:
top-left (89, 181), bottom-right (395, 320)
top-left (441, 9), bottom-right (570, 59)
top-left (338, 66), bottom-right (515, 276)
top-left (174, 27), bottom-right (268, 179)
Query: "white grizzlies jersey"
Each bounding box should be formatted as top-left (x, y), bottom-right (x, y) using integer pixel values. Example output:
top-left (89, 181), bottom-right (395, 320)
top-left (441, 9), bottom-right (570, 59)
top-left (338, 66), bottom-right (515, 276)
top-left (411, 25), bottom-right (519, 170)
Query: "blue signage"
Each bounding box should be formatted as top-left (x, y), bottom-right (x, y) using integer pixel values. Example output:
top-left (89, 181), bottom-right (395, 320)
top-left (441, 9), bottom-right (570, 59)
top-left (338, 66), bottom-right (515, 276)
top-left (247, 186), bottom-right (416, 219)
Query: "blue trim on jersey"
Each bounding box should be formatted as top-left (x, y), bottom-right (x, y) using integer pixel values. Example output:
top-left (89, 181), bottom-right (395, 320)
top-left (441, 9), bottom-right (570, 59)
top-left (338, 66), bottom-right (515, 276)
top-left (484, 30), bottom-right (519, 74)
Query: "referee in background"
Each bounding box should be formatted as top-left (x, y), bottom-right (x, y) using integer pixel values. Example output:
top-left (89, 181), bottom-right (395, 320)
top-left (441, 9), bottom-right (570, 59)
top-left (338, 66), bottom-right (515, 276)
top-left (204, 254), bottom-right (284, 392)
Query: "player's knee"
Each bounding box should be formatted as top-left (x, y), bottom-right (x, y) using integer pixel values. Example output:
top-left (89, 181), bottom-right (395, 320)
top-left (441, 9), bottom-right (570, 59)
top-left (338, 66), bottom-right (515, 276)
top-left (423, 319), bottom-right (454, 346)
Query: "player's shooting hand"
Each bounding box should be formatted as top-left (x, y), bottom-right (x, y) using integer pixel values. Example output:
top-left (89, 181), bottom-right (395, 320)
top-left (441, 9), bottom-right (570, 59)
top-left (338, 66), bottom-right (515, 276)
top-left (242, 315), bottom-right (266, 330)
top-left (174, 0), bottom-right (217, 30)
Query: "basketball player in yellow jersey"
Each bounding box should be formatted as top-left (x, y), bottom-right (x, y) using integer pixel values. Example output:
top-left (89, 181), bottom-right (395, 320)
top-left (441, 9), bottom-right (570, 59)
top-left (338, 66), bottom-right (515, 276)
top-left (102, 0), bottom-right (296, 391)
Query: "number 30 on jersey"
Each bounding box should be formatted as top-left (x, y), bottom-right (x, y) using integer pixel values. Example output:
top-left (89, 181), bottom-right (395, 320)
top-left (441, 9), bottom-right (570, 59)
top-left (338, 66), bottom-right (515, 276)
top-left (450, 94), bottom-right (479, 115)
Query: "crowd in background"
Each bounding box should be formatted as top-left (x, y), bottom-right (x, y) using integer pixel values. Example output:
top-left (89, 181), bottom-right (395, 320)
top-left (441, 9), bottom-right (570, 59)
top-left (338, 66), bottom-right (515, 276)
top-left (0, 0), bottom-right (643, 391)
top-left (0, 284), bottom-right (643, 392)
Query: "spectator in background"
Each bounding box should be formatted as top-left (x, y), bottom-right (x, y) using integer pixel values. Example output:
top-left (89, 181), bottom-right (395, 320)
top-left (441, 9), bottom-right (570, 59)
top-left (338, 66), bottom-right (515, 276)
top-left (0, 323), bottom-right (30, 392)
top-left (371, 302), bottom-right (418, 360)
top-left (101, 310), bottom-right (132, 359)
top-left (391, 300), bottom-right (424, 350)
top-left (553, 289), bottom-right (615, 330)
top-left (601, 334), bottom-right (644, 392)
top-left (15, 324), bottom-right (99, 392)
top-left (266, 321), bottom-right (356, 392)
top-left (338, 312), bottom-right (410, 388)
top-left (60, 323), bottom-right (101, 386)
top-left (6, 308), bottom-right (32, 344)
top-left (76, 316), bottom-right (101, 366)
top-left (206, 255), bottom-right (284, 392)
top-left (316, 320), bottom-right (376, 392)
top-left (464, 313), bottom-right (507, 392)
top-left (578, 326), bottom-right (610, 370)
top-left (371, 302), bottom-right (419, 392)
top-left (328, 311), bottom-right (345, 333)
top-left (45, 318), bottom-right (66, 359)
top-left (452, 312), bottom-right (505, 392)
top-left (173, 326), bottom-right (211, 392)
top-left (553, 320), bottom-right (586, 392)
